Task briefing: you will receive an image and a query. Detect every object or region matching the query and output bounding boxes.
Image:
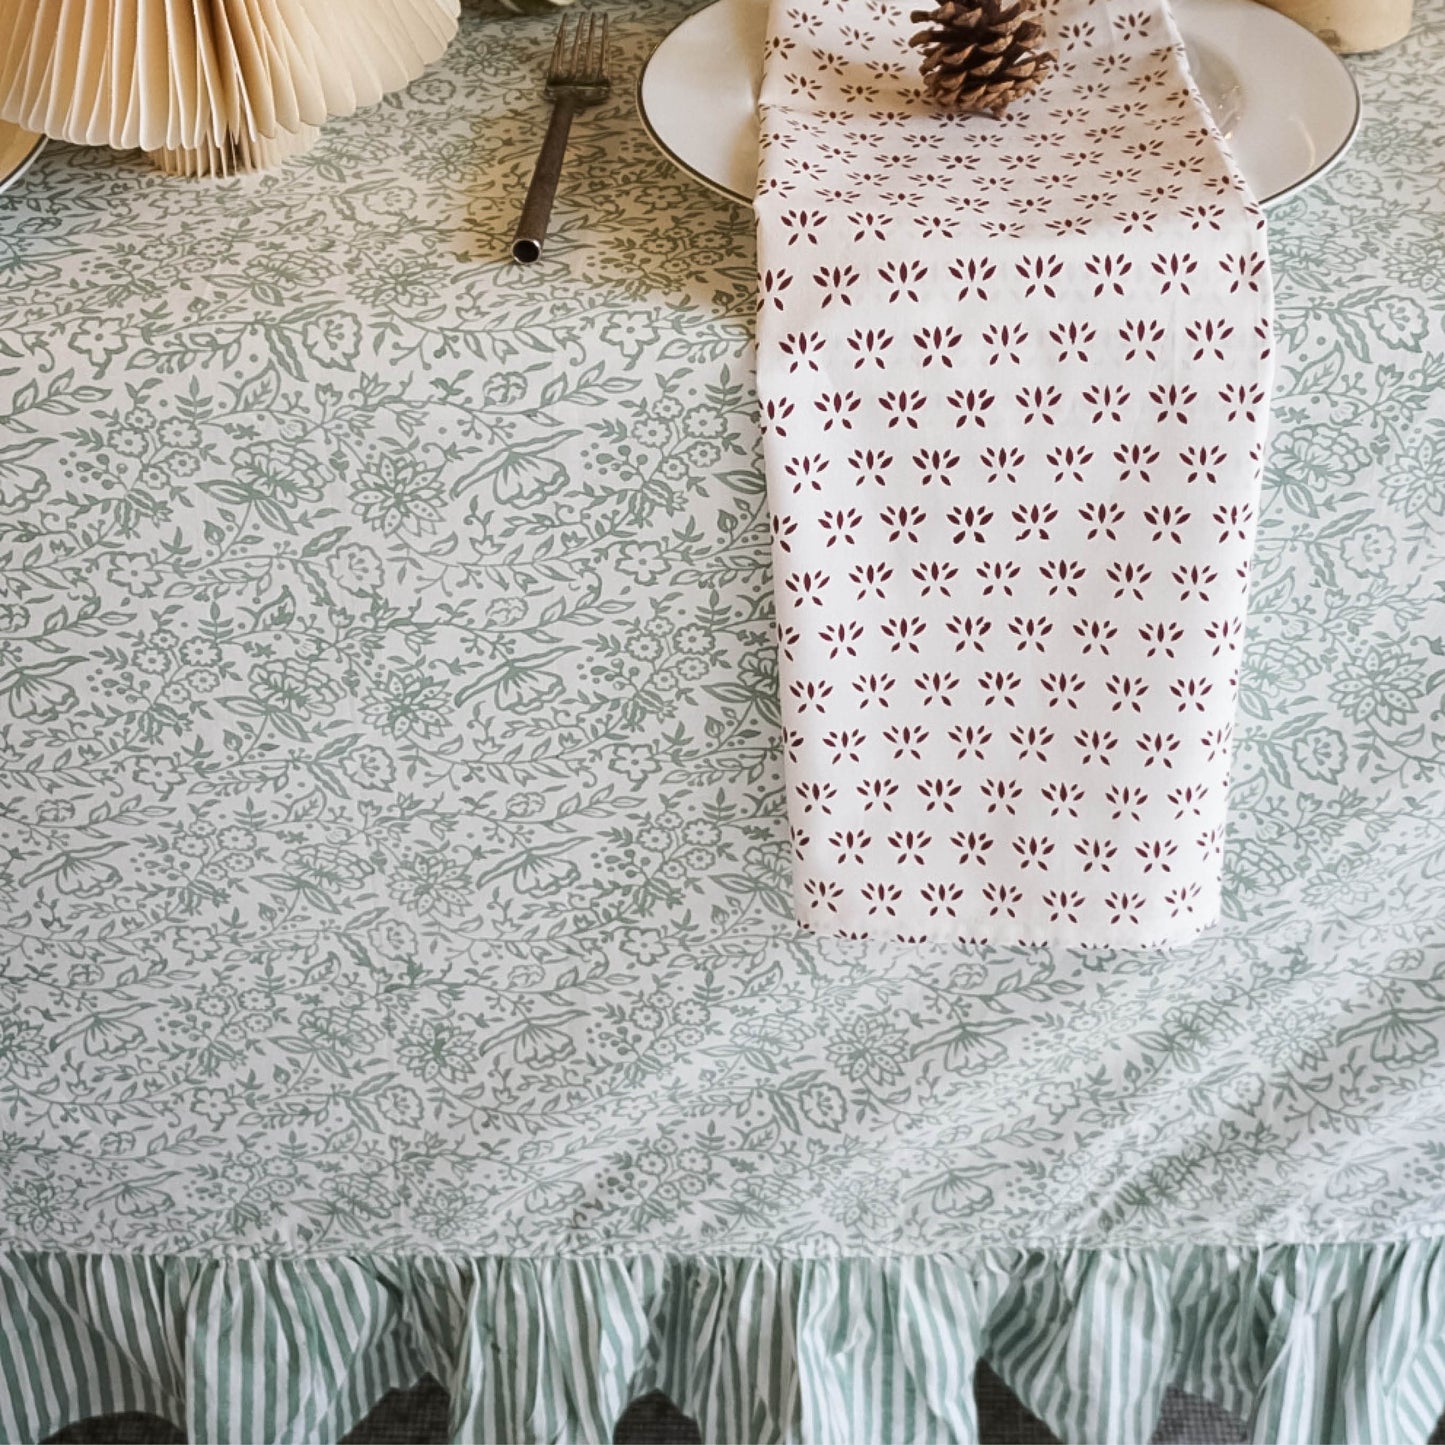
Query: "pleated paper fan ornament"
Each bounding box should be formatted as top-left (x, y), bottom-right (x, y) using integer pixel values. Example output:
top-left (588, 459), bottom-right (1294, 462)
top-left (0, 0), bottom-right (459, 176)
top-left (150, 121), bottom-right (320, 176)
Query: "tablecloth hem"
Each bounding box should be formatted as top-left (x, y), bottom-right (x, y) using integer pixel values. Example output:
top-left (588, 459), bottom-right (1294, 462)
top-left (5, 1242), bottom-right (1445, 1444)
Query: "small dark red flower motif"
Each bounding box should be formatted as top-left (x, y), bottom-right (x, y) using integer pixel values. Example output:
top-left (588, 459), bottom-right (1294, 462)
top-left (1137, 732), bottom-right (1181, 768)
top-left (816, 508), bottom-right (863, 546)
top-left (887, 829), bottom-right (932, 865)
top-left (1167, 784), bottom-right (1208, 817)
top-left (1074, 729), bottom-right (1118, 766)
top-left (1012, 503), bottom-right (1058, 541)
top-left (1139, 620), bottom-right (1184, 657)
top-left (978, 670), bottom-right (1021, 707)
top-left (951, 830), bottom-right (995, 865)
top-left (846, 328), bottom-right (894, 369)
top-left (817, 620), bottom-right (864, 658)
top-left (829, 829), bottom-right (871, 866)
top-left (980, 446), bottom-right (1027, 484)
top-left (881, 504), bottom-right (927, 542)
top-left (858, 777), bottom-right (899, 810)
top-left (795, 780), bottom-right (836, 814)
top-left (916, 669), bottom-right (962, 705)
top-left (847, 447), bottom-right (893, 485)
top-left (877, 259), bottom-right (929, 302)
top-left (881, 615), bottom-right (927, 653)
top-left (945, 725), bottom-right (992, 766)
top-left (1011, 725), bottom-right (1055, 762)
top-left (1170, 676), bottom-right (1213, 712)
top-left (849, 562), bottom-right (893, 599)
top-left (1105, 674), bottom-right (1149, 712)
top-left (1105, 891), bottom-right (1143, 925)
top-left (977, 560), bottom-right (1022, 597)
top-left (812, 263), bottom-right (859, 307)
top-left (983, 881), bottom-right (1023, 918)
top-left (917, 778), bottom-right (963, 812)
top-left (1105, 784), bottom-right (1147, 821)
top-left (913, 448), bottom-right (961, 486)
top-left (915, 325), bottom-right (964, 366)
top-left (852, 673), bottom-right (895, 708)
top-left (983, 322), bottom-right (1028, 365)
top-left (1074, 618), bottom-right (1118, 654)
top-left (803, 878), bottom-right (845, 912)
top-left (1017, 254), bottom-right (1065, 297)
top-left (1016, 385), bottom-right (1062, 426)
top-left (947, 504), bottom-right (993, 543)
top-left (911, 560), bottom-right (958, 596)
top-left (949, 256), bottom-right (996, 301)
top-left (947, 388), bottom-right (996, 429)
top-left (862, 880), bottom-right (903, 916)
top-left (883, 724), bottom-right (929, 759)
top-left (815, 390), bottom-right (861, 430)
top-left (946, 615), bottom-right (992, 653)
top-left (1013, 835), bottom-right (1054, 870)
top-left (1044, 889), bottom-right (1085, 924)
top-left (1046, 445), bottom-right (1093, 483)
top-left (1106, 560), bottom-right (1152, 600)
top-left (1149, 384), bottom-right (1196, 425)
top-left (1143, 504), bottom-right (1189, 543)
top-left (1039, 558), bottom-right (1086, 596)
top-left (1075, 837), bottom-right (1117, 872)
top-left (1040, 780), bottom-right (1084, 817)
top-left (823, 729), bottom-right (865, 764)
top-left (785, 570), bottom-right (830, 606)
top-left (784, 452), bottom-right (828, 493)
top-left (1049, 321), bottom-right (1095, 362)
top-left (1086, 253), bottom-right (1131, 296)
top-left (1083, 383), bottom-right (1129, 423)
top-left (1008, 615), bottom-right (1053, 652)
top-left (878, 391), bottom-right (927, 429)
top-left (920, 881), bottom-right (966, 918)
top-left (1040, 672), bottom-right (1085, 709)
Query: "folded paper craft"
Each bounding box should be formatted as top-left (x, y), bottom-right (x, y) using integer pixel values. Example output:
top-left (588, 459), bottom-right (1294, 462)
top-left (755, 0), bottom-right (1274, 947)
top-left (0, 0), bottom-right (458, 175)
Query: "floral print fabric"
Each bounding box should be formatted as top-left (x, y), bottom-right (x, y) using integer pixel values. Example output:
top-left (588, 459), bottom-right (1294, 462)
top-left (0, 0), bottom-right (1443, 1262)
top-left (755, 0), bottom-right (1273, 945)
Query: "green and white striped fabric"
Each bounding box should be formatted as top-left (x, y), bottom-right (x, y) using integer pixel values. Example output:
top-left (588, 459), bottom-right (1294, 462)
top-left (4, 1246), bottom-right (1445, 1444)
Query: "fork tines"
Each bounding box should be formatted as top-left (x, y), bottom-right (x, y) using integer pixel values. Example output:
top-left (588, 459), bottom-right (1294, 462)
top-left (548, 12), bottom-right (609, 86)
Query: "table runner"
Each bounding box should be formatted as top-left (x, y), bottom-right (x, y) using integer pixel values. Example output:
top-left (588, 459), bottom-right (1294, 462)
top-left (755, 0), bottom-right (1273, 946)
top-left (2, 0), bottom-right (1445, 1440)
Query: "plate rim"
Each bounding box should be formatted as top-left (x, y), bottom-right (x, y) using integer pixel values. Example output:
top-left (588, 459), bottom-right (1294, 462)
top-left (635, 51), bottom-right (750, 206)
top-left (636, 0), bottom-right (1362, 210)
top-left (1211, 0), bottom-right (1362, 206)
top-left (0, 124), bottom-right (48, 197)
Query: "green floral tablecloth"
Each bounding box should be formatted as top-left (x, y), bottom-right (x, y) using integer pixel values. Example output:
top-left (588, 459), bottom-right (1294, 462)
top-left (2, 0), bottom-right (1445, 1440)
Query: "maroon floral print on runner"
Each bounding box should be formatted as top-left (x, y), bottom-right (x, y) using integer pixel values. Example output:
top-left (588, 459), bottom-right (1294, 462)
top-left (756, 0), bottom-right (1274, 946)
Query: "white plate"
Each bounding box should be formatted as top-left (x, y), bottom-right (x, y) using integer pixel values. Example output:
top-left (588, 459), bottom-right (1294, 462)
top-left (0, 120), bottom-right (47, 196)
top-left (638, 0), bottom-right (1360, 208)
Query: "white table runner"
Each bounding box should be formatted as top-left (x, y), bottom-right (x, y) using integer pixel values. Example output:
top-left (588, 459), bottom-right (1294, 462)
top-left (756, 0), bottom-right (1273, 945)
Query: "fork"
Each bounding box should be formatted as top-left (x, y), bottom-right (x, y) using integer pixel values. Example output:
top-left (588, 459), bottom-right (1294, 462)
top-left (511, 13), bottom-right (611, 264)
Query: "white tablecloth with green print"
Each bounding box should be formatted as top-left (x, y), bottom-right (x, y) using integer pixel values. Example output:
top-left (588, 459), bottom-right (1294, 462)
top-left (3, 2), bottom-right (1445, 1442)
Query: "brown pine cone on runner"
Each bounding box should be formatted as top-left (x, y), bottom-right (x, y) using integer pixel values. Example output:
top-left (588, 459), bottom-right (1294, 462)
top-left (909, 0), bottom-right (1056, 117)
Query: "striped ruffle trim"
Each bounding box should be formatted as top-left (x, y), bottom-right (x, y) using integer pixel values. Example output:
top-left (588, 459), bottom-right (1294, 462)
top-left (3, 1245), bottom-right (1444, 1444)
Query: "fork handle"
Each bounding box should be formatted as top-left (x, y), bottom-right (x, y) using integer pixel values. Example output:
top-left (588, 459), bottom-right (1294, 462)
top-left (512, 97), bottom-right (579, 264)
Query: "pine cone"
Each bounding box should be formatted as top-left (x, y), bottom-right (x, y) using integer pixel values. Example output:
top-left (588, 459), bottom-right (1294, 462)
top-left (909, 0), bottom-right (1056, 117)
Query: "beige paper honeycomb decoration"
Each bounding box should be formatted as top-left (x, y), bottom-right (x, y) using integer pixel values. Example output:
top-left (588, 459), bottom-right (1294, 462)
top-left (0, 0), bottom-right (458, 176)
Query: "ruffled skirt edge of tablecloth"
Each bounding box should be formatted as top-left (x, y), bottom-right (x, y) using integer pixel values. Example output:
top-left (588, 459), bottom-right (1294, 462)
top-left (4, 1243), bottom-right (1445, 1444)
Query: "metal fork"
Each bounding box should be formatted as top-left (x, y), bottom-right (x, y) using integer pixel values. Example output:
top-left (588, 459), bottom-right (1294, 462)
top-left (511, 13), bottom-right (611, 264)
